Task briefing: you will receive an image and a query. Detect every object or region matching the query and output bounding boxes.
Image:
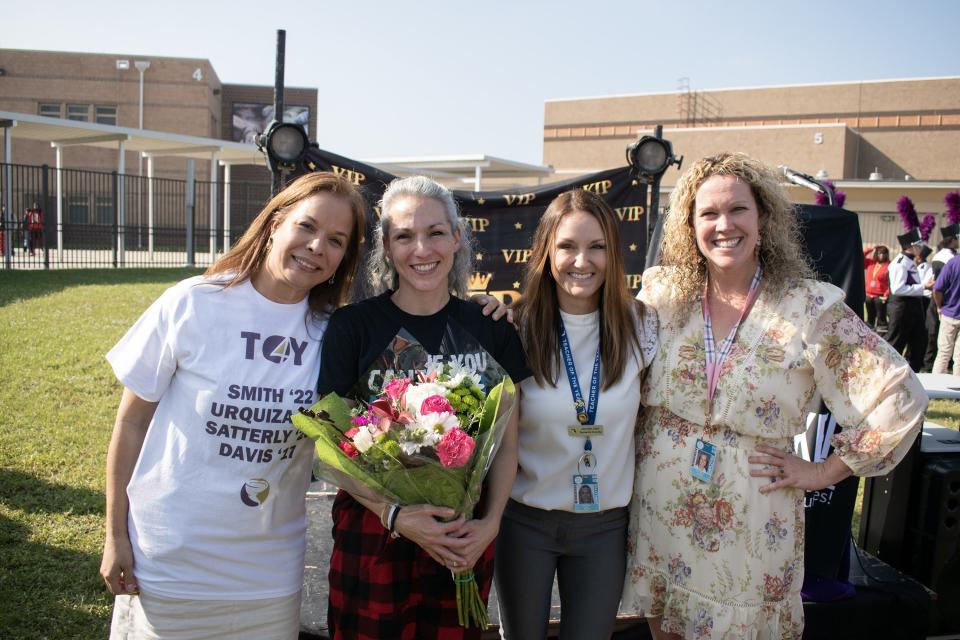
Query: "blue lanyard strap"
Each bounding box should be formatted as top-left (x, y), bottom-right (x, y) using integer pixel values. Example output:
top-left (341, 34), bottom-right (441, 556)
top-left (558, 319), bottom-right (601, 426)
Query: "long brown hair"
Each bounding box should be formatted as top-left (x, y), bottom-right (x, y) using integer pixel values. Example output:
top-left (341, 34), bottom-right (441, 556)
top-left (514, 189), bottom-right (642, 390)
top-left (206, 172), bottom-right (368, 315)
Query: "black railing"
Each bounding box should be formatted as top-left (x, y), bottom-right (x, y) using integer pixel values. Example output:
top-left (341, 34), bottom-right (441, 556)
top-left (0, 163), bottom-right (271, 269)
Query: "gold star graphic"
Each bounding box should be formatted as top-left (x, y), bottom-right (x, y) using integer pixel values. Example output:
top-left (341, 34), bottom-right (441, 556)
top-left (477, 197), bottom-right (486, 205)
top-left (513, 281), bottom-right (521, 289)
top-left (514, 222), bottom-right (523, 230)
top-left (629, 243), bottom-right (638, 252)
top-left (475, 252), bottom-right (483, 261)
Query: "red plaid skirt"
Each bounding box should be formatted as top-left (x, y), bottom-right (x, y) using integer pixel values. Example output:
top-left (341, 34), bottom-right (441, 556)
top-left (327, 491), bottom-right (495, 640)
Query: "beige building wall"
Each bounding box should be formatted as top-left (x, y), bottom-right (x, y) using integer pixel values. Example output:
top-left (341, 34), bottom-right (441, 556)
top-left (544, 77), bottom-right (960, 182)
top-left (544, 77), bottom-right (960, 253)
top-left (0, 49), bottom-right (224, 179)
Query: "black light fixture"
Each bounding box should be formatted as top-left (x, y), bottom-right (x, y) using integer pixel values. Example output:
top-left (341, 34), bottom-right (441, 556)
top-left (626, 135), bottom-right (682, 179)
top-left (257, 120), bottom-right (308, 175)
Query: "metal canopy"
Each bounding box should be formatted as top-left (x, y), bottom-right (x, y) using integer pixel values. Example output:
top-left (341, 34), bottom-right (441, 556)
top-left (366, 154), bottom-right (554, 190)
top-left (0, 110), bottom-right (265, 165)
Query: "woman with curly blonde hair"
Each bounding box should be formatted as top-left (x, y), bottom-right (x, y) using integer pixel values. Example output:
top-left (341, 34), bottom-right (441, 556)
top-left (621, 152), bottom-right (925, 639)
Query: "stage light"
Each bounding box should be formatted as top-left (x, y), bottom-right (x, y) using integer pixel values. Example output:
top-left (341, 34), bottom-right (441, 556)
top-left (257, 121), bottom-right (308, 172)
top-left (626, 135), bottom-right (682, 179)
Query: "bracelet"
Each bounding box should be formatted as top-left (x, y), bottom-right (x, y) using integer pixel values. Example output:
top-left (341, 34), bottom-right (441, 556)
top-left (387, 505), bottom-right (402, 539)
top-left (379, 503), bottom-right (390, 528)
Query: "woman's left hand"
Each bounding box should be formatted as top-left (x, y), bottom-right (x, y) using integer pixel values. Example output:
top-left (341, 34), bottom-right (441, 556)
top-left (446, 516), bottom-right (499, 571)
top-left (749, 445), bottom-right (852, 494)
top-left (471, 294), bottom-right (514, 324)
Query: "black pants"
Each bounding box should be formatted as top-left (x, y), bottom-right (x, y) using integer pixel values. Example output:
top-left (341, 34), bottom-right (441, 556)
top-left (865, 296), bottom-right (888, 330)
top-left (924, 296), bottom-right (940, 371)
top-left (495, 500), bottom-right (627, 640)
top-left (885, 295), bottom-right (926, 372)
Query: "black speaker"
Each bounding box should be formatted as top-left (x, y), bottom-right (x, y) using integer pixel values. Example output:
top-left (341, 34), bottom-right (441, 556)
top-left (904, 453), bottom-right (960, 630)
top-left (858, 432), bottom-right (920, 568)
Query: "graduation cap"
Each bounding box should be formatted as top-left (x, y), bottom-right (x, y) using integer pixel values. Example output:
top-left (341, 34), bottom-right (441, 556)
top-left (920, 245), bottom-right (933, 261)
top-left (897, 228), bottom-right (922, 250)
top-left (941, 223), bottom-right (960, 239)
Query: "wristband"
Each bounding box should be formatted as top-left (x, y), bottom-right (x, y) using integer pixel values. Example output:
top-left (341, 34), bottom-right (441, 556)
top-left (388, 505), bottom-right (402, 539)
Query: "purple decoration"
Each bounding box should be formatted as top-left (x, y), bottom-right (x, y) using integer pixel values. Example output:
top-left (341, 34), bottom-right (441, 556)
top-left (897, 195), bottom-right (920, 231)
top-left (814, 180), bottom-right (846, 208)
top-left (920, 214), bottom-right (936, 242)
top-left (946, 191), bottom-right (960, 226)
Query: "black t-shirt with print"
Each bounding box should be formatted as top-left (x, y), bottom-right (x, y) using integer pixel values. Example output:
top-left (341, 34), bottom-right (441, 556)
top-left (317, 292), bottom-right (530, 397)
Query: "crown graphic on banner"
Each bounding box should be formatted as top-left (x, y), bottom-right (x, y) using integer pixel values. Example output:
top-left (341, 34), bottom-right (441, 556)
top-left (468, 272), bottom-right (493, 291)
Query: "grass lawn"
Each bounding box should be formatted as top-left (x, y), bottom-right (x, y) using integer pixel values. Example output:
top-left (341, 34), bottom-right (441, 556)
top-left (0, 268), bottom-right (201, 639)
top-left (0, 268), bottom-right (957, 638)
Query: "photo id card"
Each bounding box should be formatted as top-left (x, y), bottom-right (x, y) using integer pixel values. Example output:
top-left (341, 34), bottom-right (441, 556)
top-left (690, 438), bottom-right (717, 483)
top-left (573, 474), bottom-right (600, 512)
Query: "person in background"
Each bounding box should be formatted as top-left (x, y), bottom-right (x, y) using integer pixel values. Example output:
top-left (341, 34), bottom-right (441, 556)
top-left (916, 245), bottom-right (935, 370)
top-left (933, 252), bottom-right (960, 375)
top-left (100, 172), bottom-right (368, 640)
top-left (925, 225), bottom-right (960, 370)
top-left (495, 189), bottom-right (657, 640)
top-left (863, 243), bottom-right (890, 331)
top-left (24, 202), bottom-right (43, 256)
top-left (621, 152), bottom-right (925, 640)
top-left (885, 229), bottom-right (931, 372)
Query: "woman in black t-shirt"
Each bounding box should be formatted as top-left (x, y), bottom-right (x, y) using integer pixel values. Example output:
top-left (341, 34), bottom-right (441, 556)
top-left (317, 176), bottom-right (528, 640)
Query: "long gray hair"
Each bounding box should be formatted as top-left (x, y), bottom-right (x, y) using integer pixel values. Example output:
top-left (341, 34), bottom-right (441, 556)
top-left (367, 176), bottom-right (474, 297)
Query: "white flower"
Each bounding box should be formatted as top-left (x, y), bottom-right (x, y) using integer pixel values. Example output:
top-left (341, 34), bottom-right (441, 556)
top-left (415, 411), bottom-right (459, 438)
top-left (403, 382), bottom-right (449, 418)
top-left (400, 440), bottom-right (423, 456)
top-left (352, 426), bottom-right (374, 453)
top-left (444, 363), bottom-right (483, 389)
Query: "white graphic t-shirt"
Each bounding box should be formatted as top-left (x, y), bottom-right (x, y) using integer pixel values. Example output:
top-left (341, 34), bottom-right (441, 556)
top-left (107, 276), bottom-right (324, 600)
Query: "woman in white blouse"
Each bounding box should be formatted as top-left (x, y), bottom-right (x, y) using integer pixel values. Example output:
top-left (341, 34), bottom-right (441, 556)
top-left (494, 189), bottom-right (657, 639)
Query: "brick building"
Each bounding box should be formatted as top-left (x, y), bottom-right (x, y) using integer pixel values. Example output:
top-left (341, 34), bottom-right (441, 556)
top-left (0, 48), bottom-right (317, 183)
top-left (543, 77), bottom-right (960, 247)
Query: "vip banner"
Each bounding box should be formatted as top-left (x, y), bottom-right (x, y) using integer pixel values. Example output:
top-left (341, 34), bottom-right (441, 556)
top-left (301, 147), bottom-right (649, 302)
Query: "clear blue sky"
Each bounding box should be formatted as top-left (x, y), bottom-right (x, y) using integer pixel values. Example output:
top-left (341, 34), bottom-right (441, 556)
top-left (5, 0), bottom-right (958, 165)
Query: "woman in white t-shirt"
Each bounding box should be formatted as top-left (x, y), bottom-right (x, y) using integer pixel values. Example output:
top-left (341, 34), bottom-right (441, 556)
top-left (495, 189), bottom-right (657, 639)
top-left (100, 172), bottom-right (368, 639)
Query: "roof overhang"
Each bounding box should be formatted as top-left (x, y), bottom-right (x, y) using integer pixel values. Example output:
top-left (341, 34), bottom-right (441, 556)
top-left (0, 110), bottom-right (266, 166)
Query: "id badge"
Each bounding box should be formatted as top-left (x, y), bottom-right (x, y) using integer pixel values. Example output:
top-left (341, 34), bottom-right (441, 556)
top-left (690, 438), bottom-right (717, 483)
top-left (870, 279), bottom-right (878, 289)
top-left (573, 474), bottom-right (599, 512)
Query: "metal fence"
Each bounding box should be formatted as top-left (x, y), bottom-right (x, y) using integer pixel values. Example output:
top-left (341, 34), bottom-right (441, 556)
top-left (1, 162), bottom-right (272, 269)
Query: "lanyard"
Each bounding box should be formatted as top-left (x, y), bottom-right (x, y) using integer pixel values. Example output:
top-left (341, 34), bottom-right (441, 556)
top-left (558, 319), bottom-right (601, 427)
top-left (702, 266), bottom-right (763, 405)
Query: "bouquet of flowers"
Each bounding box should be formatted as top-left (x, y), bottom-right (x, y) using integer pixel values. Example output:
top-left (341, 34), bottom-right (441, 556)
top-left (292, 328), bottom-right (517, 628)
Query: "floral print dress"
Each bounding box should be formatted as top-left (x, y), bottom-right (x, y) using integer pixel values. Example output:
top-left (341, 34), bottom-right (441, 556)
top-left (621, 267), bottom-right (926, 640)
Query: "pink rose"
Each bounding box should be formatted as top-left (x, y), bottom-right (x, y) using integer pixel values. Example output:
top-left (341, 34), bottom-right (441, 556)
top-left (420, 394), bottom-right (454, 415)
top-left (384, 378), bottom-right (410, 402)
top-left (338, 440), bottom-right (359, 458)
top-left (437, 428), bottom-right (475, 468)
top-left (344, 427), bottom-right (359, 438)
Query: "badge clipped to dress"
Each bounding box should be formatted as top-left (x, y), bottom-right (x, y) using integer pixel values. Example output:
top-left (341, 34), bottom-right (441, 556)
top-left (690, 438), bottom-right (717, 483)
top-left (560, 319), bottom-right (602, 513)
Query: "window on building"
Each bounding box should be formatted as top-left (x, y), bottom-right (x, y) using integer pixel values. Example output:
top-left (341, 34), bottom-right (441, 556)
top-left (95, 106), bottom-right (117, 126)
top-left (68, 195), bottom-right (90, 224)
top-left (94, 197), bottom-right (114, 225)
top-left (66, 104), bottom-right (89, 122)
top-left (38, 103), bottom-right (61, 118)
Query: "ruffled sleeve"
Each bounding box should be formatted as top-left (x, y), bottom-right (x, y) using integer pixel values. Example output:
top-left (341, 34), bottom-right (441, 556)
top-left (801, 282), bottom-right (926, 476)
